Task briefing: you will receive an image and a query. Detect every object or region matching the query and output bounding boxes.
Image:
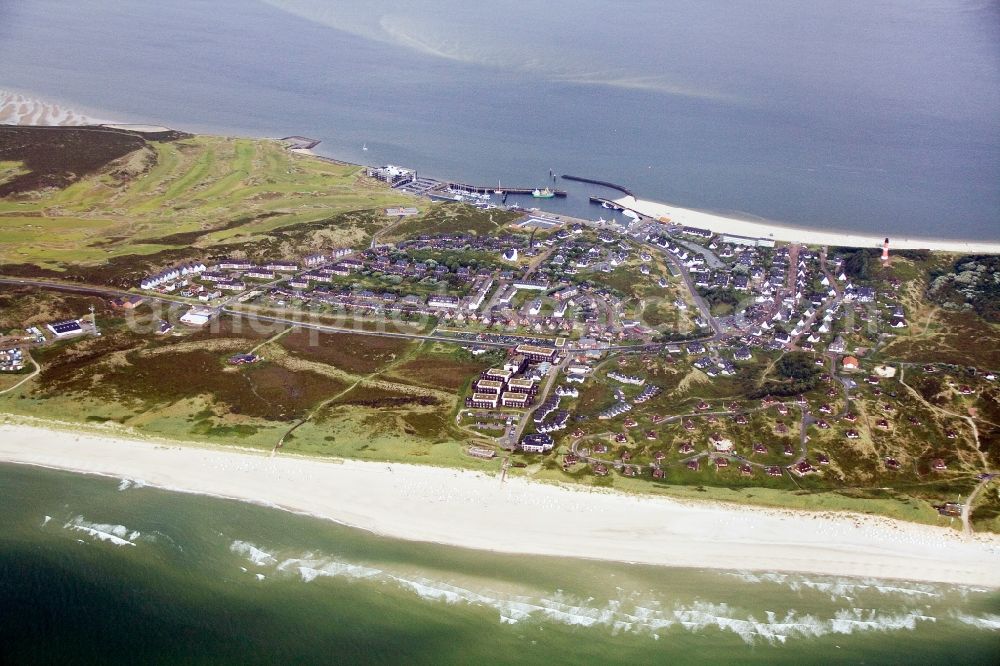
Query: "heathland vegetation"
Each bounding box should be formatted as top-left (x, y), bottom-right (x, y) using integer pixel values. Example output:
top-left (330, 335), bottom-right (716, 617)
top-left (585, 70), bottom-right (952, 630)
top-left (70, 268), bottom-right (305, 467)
top-left (0, 287), bottom-right (492, 467)
top-left (0, 126), bottom-right (418, 274)
top-left (0, 126), bottom-right (512, 464)
top-left (1, 126), bottom-right (997, 532)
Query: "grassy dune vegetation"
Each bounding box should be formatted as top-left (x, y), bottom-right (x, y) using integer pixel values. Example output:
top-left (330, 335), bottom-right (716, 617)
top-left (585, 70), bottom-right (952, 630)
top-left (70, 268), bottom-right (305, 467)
top-left (539, 344), bottom-right (1000, 530)
top-left (0, 126), bottom-right (518, 470)
top-left (880, 283), bottom-right (1000, 369)
top-left (0, 126), bottom-right (418, 271)
top-left (3, 127), bottom-right (997, 528)
top-left (0, 290), bottom-right (494, 467)
top-left (381, 204), bottom-right (517, 243)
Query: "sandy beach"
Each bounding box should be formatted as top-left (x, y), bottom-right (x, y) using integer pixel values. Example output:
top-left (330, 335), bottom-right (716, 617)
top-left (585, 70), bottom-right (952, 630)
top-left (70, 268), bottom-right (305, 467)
top-left (2, 422), bottom-right (998, 587)
top-left (617, 195), bottom-right (1000, 253)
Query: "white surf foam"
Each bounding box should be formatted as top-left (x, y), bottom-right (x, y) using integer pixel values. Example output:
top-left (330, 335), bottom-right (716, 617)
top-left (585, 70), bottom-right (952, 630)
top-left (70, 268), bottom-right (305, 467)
top-left (65, 516), bottom-right (140, 547)
top-left (827, 608), bottom-right (936, 635)
top-left (951, 612), bottom-right (1000, 631)
top-left (275, 555), bottom-right (382, 583)
top-left (230, 540), bottom-right (277, 567)
top-left (235, 549), bottom-right (955, 645)
top-left (722, 571), bottom-right (950, 602)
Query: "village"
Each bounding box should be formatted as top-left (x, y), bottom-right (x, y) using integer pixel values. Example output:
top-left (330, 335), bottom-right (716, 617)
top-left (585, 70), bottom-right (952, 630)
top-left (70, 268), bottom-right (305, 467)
top-left (0, 144), bottom-right (995, 531)
top-left (127, 160), bottom-right (911, 357)
top-left (134, 220), bottom-right (681, 345)
top-left (5, 10), bottom-right (1000, 658)
top-left (2, 158), bottom-right (994, 518)
top-left (81, 195), bottom-right (987, 508)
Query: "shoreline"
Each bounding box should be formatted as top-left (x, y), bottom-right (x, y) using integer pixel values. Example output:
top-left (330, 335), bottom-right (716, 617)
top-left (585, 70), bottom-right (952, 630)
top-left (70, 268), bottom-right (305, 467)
top-left (2, 422), bottom-right (998, 587)
top-left (3, 88), bottom-right (999, 252)
top-left (615, 195), bottom-right (1000, 253)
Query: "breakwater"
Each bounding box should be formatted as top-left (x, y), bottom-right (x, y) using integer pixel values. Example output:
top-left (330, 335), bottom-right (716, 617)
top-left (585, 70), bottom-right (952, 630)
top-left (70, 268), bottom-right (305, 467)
top-left (446, 182), bottom-right (567, 197)
top-left (589, 196), bottom-right (626, 211)
top-left (561, 174), bottom-right (634, 197)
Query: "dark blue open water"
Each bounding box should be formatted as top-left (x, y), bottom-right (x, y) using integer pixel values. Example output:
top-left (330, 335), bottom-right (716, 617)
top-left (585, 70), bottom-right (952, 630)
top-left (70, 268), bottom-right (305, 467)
top-left (0, 0), bottom-right (997, 239)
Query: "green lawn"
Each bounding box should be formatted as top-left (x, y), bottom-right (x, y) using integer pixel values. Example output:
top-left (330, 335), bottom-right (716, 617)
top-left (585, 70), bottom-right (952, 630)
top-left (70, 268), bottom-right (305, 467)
top-left (0, 134), bottom-right (420, 268)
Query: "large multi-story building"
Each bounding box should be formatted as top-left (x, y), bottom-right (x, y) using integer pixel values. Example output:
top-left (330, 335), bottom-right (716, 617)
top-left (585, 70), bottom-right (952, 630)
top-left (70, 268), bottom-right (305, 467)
top-left (514, 344), bottom-right (556, 363)
top-left (520, 433), bottom-right (554, 453)
top-left (367, 165), bottom-right (416, 187)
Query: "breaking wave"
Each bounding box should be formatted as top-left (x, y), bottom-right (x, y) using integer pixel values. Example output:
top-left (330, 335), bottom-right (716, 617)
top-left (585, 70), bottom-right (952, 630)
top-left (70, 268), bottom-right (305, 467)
top-left (229, 542), bottom-right (992, 645)
top-left (951, 612), bottom-right (1000, 631)
top-left (230, 540), bottom-right (278, 567)
top-left (117, 478), bottom-right (148, 492)
top-left (65, 516), bottom-right (141, 547)
top-left (719, 571), bottom-right (959, 602)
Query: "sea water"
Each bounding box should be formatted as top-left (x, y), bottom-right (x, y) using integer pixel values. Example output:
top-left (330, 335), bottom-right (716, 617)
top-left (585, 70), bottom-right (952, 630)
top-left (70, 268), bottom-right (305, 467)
top-left (1, 463), bottom-right (997, 664)
top-left (0, 0), bottom-right (998, 240)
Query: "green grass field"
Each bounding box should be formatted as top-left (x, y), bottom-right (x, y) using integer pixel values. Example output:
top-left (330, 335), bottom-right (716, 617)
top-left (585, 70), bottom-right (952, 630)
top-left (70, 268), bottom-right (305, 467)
top-left (3, 127), bottom-right (997, 531)
top-left (0, 129), bottom-right (418, 269)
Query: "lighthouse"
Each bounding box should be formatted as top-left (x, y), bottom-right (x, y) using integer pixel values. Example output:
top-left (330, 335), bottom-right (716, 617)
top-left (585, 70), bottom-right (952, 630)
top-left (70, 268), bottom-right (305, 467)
top-left (881, 237), bottom-right (890, 263)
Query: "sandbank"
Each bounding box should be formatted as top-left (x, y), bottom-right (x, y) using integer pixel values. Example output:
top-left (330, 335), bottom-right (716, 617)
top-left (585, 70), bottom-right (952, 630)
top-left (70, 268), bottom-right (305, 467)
top-left (0, 89), bottom-right (104, 126)
top-left (1, 423), bottom-right (998, 587)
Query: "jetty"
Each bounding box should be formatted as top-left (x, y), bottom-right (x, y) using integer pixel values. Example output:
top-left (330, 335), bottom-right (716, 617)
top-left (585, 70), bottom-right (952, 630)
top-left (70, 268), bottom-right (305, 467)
top-left (446, 182), bottom-right (567, 197)
top-left (589, 196), bottom-right (626, 211)
top-left (561, 174), bottom-right (634, 197)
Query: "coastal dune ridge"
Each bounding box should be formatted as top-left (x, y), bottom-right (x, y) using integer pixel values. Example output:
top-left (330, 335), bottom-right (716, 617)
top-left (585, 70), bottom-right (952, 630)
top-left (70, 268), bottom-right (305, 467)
top-left (3, 423), bottom-right (998, 588)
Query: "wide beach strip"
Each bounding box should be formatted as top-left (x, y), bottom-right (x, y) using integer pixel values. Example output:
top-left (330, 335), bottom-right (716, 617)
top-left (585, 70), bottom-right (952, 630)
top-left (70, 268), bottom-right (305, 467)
top-left (2, 423), bottom-right (998, 587)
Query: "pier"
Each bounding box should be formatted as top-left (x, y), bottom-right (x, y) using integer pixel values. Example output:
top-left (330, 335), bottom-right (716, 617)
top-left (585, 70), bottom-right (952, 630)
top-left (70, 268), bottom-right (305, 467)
top-left (561, 174), bottom-right (634, 197)
top-left (589, 196), bottom-right (625, 211)
top-left (446, 182), bottom-right (567, 197)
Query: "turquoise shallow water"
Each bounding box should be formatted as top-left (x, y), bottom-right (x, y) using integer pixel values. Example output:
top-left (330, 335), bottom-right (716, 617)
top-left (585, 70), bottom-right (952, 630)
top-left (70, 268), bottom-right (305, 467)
top-left (1, 463), bottom-right (998, 664)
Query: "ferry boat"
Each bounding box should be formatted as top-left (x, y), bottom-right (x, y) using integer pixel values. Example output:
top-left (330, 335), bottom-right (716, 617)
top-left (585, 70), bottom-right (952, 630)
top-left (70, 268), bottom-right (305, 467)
top-left (532, 187), bottom-right (555, 199)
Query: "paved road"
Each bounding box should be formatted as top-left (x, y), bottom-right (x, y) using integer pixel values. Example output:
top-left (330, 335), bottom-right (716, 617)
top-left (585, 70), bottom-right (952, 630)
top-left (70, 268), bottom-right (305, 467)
top-left (0, 276), bottom-right (186, 308)
top-left (652, 246), bottom-right (723, 341)
top-left (223, 308), bottom-right (517, 348)
top-left (510, 355), bottom-right (570, 447)
top-left (1, 276), bottom-right (708, 354)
